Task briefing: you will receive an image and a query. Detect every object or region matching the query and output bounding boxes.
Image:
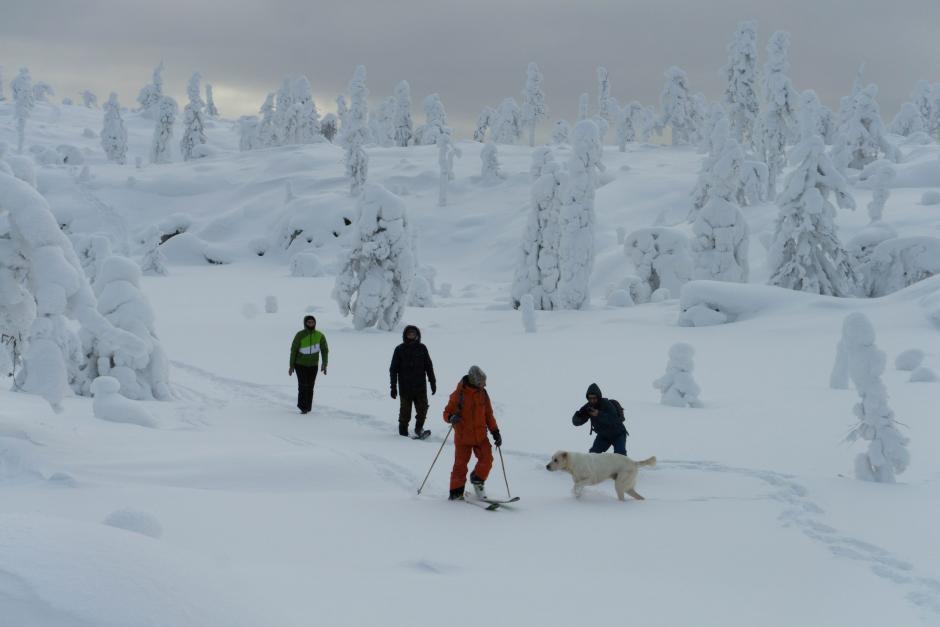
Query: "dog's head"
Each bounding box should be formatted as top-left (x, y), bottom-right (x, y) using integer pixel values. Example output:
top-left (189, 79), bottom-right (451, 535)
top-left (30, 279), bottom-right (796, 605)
top-left (545, 451), bottom-right (570, 472)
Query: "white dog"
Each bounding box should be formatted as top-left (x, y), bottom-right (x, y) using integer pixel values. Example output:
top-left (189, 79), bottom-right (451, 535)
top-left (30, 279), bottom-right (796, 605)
top-left (546, 451), bottom-right (656, 501)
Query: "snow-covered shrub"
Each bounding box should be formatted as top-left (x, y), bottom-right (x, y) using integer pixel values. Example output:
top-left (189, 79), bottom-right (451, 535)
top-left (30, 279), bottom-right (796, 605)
top-left (103, 508), bottom-right (163, 539)
top-left (861, 160), bottom-right (895, 222)
top-left (650, 288), bottom-right (671, 302)
top-left (473, 106), bottom-right (494, 142)
top-left (81, 90), bottom-right (98, 108)
top-left (265, 295), bottom-right (278, 314)
top-left (606, 288), bottom-right (633, 307)
top-left (31, 81), bottom-right (54, 103)
top-left (653, 343), bottom-right (702, 407)
top-left (557, 120), bottom-right (605, 309)
top-left (910, 366), bottom-right (938, 383)
top-left (552, 120), bottom-right (570, 144)
top-left (140, 232), bottom-right (168, 277)
top-left (409, 275), bottom-right (433, 307)
top-left (437, 129), bottom-right (461, 206)
top-left (480, 142), bottom-right (502, 184)
top-left (832, 83), bottom-right (899, 170)
top-left (862, 236), bottom-right (940, 297)
top-left (624, 228), bottom-right (692, 301)
top-left (889, 102), bottom-right (925, 137)
top-left (100, 93), bottom-right (128, 165)
top-left (895, 349), bottom-right (924, 371)
top-left (180, 73), bottom-right (208, 161)
top-left (491, 98), bottom-right (522, 145)
top-left (846, 223), bottom-right (897, 279)
top-left (520, 293), bottom-right (536, 332)
top-left (414, 93), bottom-right (448, 145)
top-left (56, 145), bottom-right (84, 166)
top-left (768, 135), bottom-right (857, 296)
top-left (150, 96), bottom-right (178, 164)
top-left (921, 190), bottom-right (940, 206)
top-left (290, 252), bottom-right (323, 277)
top-left (91, 376), bottom-right (156, 428)
top-left (12, 68), bottom-right (34, 154)
top-left (841, 313), bottom-right (909, 483)
top-left (205, 83), bottom-right (219, 117)
top-left (320, 113), bottom-right (338, 143)
top-left (660, 66), bottom-right (695, 146)
top-left (93, 255), bottom-right (171, 400)
top-left (332, 183), bottom-right (415, 330)
top-left (521, 62), bottom-right (548, 147)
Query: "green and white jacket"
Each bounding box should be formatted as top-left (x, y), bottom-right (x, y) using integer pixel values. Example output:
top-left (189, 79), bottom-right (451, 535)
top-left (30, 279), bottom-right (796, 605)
top-left (290, 329), bottom-right (329, 368)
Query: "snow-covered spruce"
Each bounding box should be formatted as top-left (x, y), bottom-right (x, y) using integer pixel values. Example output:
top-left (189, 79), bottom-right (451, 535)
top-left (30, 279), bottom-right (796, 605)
top-left (180, 73), bottom-right (208, 161)
top-left (238, 116), bottom-right (260, 151)
top-left (150, 96), bottom-right (178, 164)
top-left (755, 31), bottom-right (797, 194)
top-left (520, 293), bottom-right (536, 333)
top-left (624, 228), bottom-right (693, 301)
top-left (205, 83), bottom-right (219, 117)
top-left (320, 113), bottom-right (338, 144)
top-left (473, 106), bottom-right (494, 142)
top-left (370, 97), bottom-right (397, 147)
top-left (653, 343), bottom-right (702, 408)
top-left (597, 66), bottom-right (614, 125)
top-left (100, 93), bottom-right (128, 165)
top-left (140, 229), bottom-right (169, 277)
top-left (721, 21), bottom-right (759, 145)
top-left (895, 349), bottom-right (924, 372)
top-left (341, 66), bottom-right (371, 196)
top-left (511, 147), bottom-right (563, 309)
top-left (841, 313), bottom-right (909, 483)
top-left (437, 130), bottom-right (461, 207)
top-left (767, 135), bottom-right (857, 296)
top-left (82, 90), bottom-right (98, 108)
top-left (286, 76), bottom-right (323, 145)
top-left (256, 93), bottom-right (277, 148)
top-left (797, 90), bottom-right (836, 144)
top-left (12, 68), bottom-right (34, 154)
top-left (415, 93), bottom-right (447, 146)
top-left (552, 119), bottom-right (570, 144)
top-left (831, 83), bottom-right (899, 171)
top-left (491, 98), bottom-right (522, 145)
top-left (93, 255), bottom-right (171, 400)
top-left (0, 173), bottom-right (148, 410)
top-left (479, 142), bottom-right (502, 184)
top-left (136, 61), bottom-right (165, 117)
top-left (862, 160), bottom-right (895, 222)
top-left (889, 102), bottom-right (925, 137)
top-left (392, 80), bottom-right (413, 147)
top-left (616, 101), bottom-right (643, 151)
top-left (91, 376), bottom-right (156, 428)
top-left (660, 66), bottom-right (696, 146)
top-left (521, 62), bottom-right (547, 147)
top-left (691, 115), bottom-right (760, 215)
top-left (556, 120), bottom-right (605, 310)
top-left (332, 183), bottom-right (415, 331)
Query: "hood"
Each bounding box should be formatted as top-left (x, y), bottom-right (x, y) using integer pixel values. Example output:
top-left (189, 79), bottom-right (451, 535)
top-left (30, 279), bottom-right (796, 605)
top-left (402, 325), bottom-right (421, 342)
top-left (303, 315), bottom-right (316, 330)
top-left (586, 383), bottom-right (603, 400)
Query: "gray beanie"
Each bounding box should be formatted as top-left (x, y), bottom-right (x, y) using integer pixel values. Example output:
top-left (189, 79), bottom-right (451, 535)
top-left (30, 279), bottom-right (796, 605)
top-left (467, 365), bottom-right (487, 387)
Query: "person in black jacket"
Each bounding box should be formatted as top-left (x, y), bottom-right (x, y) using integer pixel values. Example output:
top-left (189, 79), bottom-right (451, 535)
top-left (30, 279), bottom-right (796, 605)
top-left (572, 382), bottom-right (627, 455)
top-left (390, 325), bottom-right (437, 437)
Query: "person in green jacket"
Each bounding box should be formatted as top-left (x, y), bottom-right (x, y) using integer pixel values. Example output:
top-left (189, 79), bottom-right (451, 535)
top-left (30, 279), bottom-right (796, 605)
top-left (289, 315), bottom-right (329, 414)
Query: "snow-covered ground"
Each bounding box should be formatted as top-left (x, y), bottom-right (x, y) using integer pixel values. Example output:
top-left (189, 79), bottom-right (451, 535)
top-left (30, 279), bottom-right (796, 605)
top-left (2, 101), bottom-right (940, 626)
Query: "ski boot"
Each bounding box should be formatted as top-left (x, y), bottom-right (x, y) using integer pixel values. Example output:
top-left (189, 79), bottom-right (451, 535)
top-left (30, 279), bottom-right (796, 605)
top-left (470, 474), bottom-right (487, 500)
top-left (448, 486), bottom-right (465, 501)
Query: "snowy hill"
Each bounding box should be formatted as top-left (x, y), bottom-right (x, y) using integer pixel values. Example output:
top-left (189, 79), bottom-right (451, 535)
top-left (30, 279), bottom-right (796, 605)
top-left (2, 100), bottom-right (940, 626)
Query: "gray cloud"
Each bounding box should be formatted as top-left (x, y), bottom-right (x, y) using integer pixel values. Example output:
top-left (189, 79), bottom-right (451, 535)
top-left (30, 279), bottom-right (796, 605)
top-left (2, 0), bottom-right (938, 136)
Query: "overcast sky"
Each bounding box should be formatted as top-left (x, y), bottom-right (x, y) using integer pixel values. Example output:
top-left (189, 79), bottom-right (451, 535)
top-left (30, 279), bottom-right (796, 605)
top-left (2, 0), bottom-right (938, 137)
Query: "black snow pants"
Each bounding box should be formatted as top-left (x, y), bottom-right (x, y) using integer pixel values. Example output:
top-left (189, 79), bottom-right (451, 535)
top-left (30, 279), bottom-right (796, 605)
top-left (295, 365), bottom-right (318, 413)
top-left (398, 390), bottom-right (429, 435)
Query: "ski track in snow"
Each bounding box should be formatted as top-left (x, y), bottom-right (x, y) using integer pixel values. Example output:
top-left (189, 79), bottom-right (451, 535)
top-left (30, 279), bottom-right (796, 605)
top-left (169, 360), bottom-right (940, 618)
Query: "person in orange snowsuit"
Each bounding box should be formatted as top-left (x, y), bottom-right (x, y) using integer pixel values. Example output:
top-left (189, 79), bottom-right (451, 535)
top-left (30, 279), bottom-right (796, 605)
top-left (443, 365), bottom-right (502, 500)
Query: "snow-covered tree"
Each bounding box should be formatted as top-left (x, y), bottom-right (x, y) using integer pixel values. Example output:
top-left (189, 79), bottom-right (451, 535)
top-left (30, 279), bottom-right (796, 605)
top-left (691, 136), bottom-right (750, 282)
top-left (341, 66), bottom-right (371, 196)
top-left (862, 236), bottom-right (940, 297)
top-left (100, 93), bottom-right (128, 165)
top-left (511, 147), bottom-right (563, 310)
top-left (93, 255), bottom-right (171, 400)
top-left (150, 96), bottom-right (178, 164)
top-left (180, 73), bottom-right (208, 161)
top-left (473, 106), bottom-right (494, 142)
top-left (768, 135), bottom-right (857, 296)
top-left (320, 113), bottom-right (338, 143)
top-left (660, 66), bottom-right (695, 146)
top-left (238, 115), bottom-right (260, 151)
top-left (840, 313), bottom-right (909, 482)
top-left (552, 119), bottom-right (570, 144)
top-left (140, 229), bottom-right (168, 276)
top-left (597, 66), bottom-right (614, 123)
top-left (864, 161), bottom-right (895, 222)
top-left (370, 96), bottom-right (396, 147)
top-left (624, 228), bottom-right (692, 301)
top-left (832, 83), bottom-right (899, 170)
top-left (520, 62), bottom-right (548, 147)
top-left (82, 90), bottom-right (98, 108)
top-left (32, 82), bottom-right (54, 102)
top-left (653, 343), bottom-right (702, 407)
top-left (335, 95), bottom-right (348, 134)
top-left (437, 130), bottom-right (461, 206)
top-left (256, 93), bottom-right (277, 147)
top-left (480, 141), bottom-right (502, 184)
top-left (205, 83), bottom-right (219, 117)
top-left (136, 61), bottom-right (165, 116)
top-left (332, 183), bottom-right (415, 330)
top-left (272, 78), bottom-right (294, 146)
top-left (756, 31), bottom-right (798, 194)
top-left (692, 115), bottom-right (761, 215)
top-left (491, 97), bottom-right (522, 145)
top-left (392, 80), bottom-right (413, 147)
top-left (415, 93), bottom-right (447, 145)
top-left (798, 90), bottom-right (836, 144)
top-left (11, 68), bottom-right (34, 154)
top-left (557, 120), bottom-right (605, 309)
top-left (910, 80), bottom-right (936, 135)
top-left (615, 101), bottom-right (642, 151)
top-left (290, 76), bottom-right (322, 144)
top-left (889, 102), bottom-right (925, 137)
top-left (722, 21), bottom-right (760, 145)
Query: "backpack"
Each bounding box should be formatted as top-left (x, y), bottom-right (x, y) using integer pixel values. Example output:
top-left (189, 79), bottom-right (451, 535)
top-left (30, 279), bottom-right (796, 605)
top-left (609, 399), bottom-right (629, 436)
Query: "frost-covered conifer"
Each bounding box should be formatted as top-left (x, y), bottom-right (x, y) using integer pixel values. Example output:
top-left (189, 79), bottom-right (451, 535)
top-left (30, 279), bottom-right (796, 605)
top-left (415, 93), bottom-right (447, 145)
top-left (238, 115), bottom-right (260, 151)
top-left (660, 66), bottom-right (695, 146)
top-left (722, 21), bottom-right (760, 145)
top-left (624, 228), bottom-right (692, 300)
top-left (33, 82), bottom-right (54, 102)
top-left (11, 68), bottom-right (34, 154)
top-left (335, 95), bottom-right (348, 134)
top-left (93, 255), bottom-right (171, 400)
top-left (437, 130), bottom-right (461, 206)
top-left (341, 66), bottom-right (371, 196)
top-left (798, 90), bottom-right (836, 144)
top-left (841, 313), bottom-right (909, 482)
top-left (100, 93), bottom-right (128, 165)
top-left (257, 93), bottom-right (277, 147)
top-left (615, 103), bottom-right (639, 151)
top-left (910, 80), bottom-right (935, 135)
top-left (332, 183), bottom-right (415, 330)
top-left (521, 62), bottom-right (547, 147)
top-left (889, 102), bottom-right (925, 137)
top-left (473, 106), bottom-right (494, 142)
top-left (511, 147), bottom-right (563, 309)
top-left (320, 113), bottom-right (338, 143)
top-left (635, 105), bottom-right (658, 142)
top-left (832, 84), bottom-right (899, 170)
top-left (150, 96), bottom-right (178, 164)
top-left (290, 76), bottom-right (322, 144)
top-left (756, 31), bottom-right (798, 194)
top-left (491, 97), bottom-right (522, 145)
top-left (273, 78), bottom-right (294, 146)
top-left (692, 115), bottom-right (755, 215)
top-left (768, 135), bottom-right (857, 296)
top-left (597, 66), bottom-right (613, 123)
top-left (205, 83), bottom-right (219, 117)
top-left (864, 161), bottom-right (895, 222)
top-left (180, 73), bottom-right (208, 161)
top-left (82, 90), bottom-right (98, 108)
top-left (480, 141), bottom-right (502, 184)
top-left (136, 61), bottom-right (165, 116)
top-left (140, 229), bottom-right (168, 276)
top-left (552, 119), bottom-right (570, 144)
top-left (557, 120), bottom-right (605, 309)
top-left (393, 80), bottom-right (413, 147)
top-left (371, 96), bottom-right (396, 147)
top-left (653, 343), bottom-right (702, 407)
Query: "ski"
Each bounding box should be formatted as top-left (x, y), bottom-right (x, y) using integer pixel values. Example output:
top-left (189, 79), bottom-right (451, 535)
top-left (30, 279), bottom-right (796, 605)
top-left (459, 495), bottom-right (500, 511)
top-left (411, 430), bottom-right (431, 440)
top-left (480, 496), bottom-right (520, 505)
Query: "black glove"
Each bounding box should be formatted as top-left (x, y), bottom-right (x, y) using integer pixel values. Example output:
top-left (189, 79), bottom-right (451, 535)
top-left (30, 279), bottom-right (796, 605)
top-left (390, 387), bottom-right (397, 400)
top-left (430, 382), bottom-right (437, 395)
top-left (491, 430), bottom-right (502, 447)
top-left (448, 414), bottom-right (461, 424)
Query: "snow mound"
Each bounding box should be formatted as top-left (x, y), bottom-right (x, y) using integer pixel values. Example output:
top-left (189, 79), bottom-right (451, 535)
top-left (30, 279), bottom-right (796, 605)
top-left (921, 190), bottom-right (940, 206)
top-left (0, 513), bottom-right (272, 627)
top-left (910, 366), bottom-right (938, 383)
top-left (103, 508), bottom-right (163, 539)
top-left (289, 252), bottom-right (323, 277)
top-left (895, 349), bottom-right (924, 371)
top-left (91, 376), bottom-right (157, 428)
top-left (864, 236), bottom-right (940, 297)
top-left (678, 281), bottom-right (818, 326)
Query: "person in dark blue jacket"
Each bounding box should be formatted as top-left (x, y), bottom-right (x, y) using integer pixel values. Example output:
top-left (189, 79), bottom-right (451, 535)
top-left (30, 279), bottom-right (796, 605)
top-left (572, 383), bottom-right (627, 455)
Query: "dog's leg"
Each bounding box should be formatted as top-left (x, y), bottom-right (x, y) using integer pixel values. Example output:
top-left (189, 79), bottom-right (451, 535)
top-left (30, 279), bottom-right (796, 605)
top-left (626, 488), bottom-right (645, 500)
top-left (616, 486), bottom-right (625, 501)
top-left (572, 480), bottom-right (587, 498)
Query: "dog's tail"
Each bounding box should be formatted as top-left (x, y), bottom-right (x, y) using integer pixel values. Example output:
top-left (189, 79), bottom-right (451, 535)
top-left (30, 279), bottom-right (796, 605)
top-left (636, 456), bottom-right (657, 468)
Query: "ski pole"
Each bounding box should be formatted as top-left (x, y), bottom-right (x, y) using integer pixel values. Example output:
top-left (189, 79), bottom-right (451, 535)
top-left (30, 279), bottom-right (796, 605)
top-left (497, 444), bottom-right (512, 499)
top-left (417, 424), bottom-right (453, 495)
